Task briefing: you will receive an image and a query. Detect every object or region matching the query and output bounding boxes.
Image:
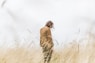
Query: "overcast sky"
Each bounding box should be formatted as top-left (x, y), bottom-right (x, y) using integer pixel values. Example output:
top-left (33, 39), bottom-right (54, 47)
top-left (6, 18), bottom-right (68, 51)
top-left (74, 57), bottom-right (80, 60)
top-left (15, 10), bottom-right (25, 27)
top-left (0, 0), bottom-right (95, 48)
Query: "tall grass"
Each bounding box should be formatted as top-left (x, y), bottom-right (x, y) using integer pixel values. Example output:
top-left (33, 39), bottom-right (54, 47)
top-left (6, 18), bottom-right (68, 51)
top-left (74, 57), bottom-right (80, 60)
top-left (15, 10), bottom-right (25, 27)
top-left (0, 32), bottom-right (95, 63)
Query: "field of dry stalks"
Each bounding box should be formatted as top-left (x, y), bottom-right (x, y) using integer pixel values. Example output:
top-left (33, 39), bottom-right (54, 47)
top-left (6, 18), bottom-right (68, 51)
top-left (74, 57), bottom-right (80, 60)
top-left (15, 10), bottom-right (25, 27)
top-left (0, 33), bottom-right (95, 63)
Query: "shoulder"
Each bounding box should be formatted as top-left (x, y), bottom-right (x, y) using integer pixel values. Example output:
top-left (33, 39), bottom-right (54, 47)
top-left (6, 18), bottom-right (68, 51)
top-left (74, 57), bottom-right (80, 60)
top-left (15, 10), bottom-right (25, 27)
top-left (40, 26), bottom-right (50, 31)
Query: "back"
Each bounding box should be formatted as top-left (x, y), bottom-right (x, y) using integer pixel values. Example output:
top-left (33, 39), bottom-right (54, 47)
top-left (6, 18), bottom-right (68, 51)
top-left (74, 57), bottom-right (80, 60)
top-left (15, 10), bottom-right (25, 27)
top-left (40, 26), bottom-right (48, 38)
top-left (40, 26), bottom-right (53, 47)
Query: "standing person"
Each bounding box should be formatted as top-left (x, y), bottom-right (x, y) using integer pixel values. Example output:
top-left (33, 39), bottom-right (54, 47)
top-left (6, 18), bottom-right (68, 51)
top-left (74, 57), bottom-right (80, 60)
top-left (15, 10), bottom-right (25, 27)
top-left (40, 21), bottom-right (54, 63)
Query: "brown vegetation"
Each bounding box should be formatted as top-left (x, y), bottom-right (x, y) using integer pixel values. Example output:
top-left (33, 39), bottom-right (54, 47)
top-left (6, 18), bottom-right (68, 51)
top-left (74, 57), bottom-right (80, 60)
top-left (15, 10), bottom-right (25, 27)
top-left (0, 33), bottom-right (95, 63)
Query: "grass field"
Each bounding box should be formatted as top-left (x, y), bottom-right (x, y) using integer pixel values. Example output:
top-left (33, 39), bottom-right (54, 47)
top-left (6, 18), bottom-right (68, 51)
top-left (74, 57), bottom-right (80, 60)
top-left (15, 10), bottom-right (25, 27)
top-left (0, 43), bottom-right (95, 63)
top-left (0, 33), bottom-right (95, 63)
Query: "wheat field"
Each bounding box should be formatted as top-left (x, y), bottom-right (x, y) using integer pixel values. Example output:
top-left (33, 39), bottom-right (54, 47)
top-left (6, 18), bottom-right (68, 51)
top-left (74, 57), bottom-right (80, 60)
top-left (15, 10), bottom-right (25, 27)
top-left (0, 33), bottom-right (95, 63)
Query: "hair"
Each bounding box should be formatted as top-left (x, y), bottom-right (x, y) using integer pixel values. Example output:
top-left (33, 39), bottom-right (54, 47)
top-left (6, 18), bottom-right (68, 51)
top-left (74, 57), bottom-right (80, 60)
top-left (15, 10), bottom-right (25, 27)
top-left (45, 21), bottom-right (54, 28)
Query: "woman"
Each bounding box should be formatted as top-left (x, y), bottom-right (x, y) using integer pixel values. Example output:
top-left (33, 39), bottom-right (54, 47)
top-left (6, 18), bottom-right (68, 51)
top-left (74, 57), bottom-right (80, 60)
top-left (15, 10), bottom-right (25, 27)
top-left (40, 21), bottom-right (54, 63)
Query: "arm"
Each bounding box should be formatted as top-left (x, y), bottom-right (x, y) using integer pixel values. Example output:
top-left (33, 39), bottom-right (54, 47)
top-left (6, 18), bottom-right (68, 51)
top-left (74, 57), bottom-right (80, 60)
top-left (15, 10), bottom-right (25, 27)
top-left (47, 28), bottom-right (52, 41)
top-left (47, 28), bottom-right (54, 48)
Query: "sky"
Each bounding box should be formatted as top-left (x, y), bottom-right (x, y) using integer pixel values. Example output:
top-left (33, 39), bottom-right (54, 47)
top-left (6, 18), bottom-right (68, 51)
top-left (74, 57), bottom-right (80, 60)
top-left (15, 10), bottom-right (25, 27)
top-left (0, 0), bottom-right (95, 48)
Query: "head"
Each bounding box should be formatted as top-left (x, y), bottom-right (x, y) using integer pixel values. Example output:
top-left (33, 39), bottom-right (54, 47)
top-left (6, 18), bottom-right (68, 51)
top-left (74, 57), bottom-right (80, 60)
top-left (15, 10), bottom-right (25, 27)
top-left (45, 21), bottom-right (54, 28)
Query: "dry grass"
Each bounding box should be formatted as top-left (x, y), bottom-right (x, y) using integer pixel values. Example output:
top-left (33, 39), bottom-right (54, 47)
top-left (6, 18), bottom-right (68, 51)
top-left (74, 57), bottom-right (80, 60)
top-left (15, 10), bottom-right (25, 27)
top-left (0, 33), bottom-right (95, 63)
top-left (0, 43), bottom-right (95, 63)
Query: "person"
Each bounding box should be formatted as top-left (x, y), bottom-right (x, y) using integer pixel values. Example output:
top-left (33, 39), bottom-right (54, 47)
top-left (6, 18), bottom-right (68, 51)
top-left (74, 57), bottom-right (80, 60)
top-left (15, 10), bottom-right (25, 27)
top-left (40, 21), bottom-right (54, 63)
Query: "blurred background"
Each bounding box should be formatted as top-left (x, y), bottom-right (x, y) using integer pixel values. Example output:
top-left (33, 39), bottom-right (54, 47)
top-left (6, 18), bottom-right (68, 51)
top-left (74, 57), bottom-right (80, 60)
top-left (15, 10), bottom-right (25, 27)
top-left (0, 0), bottom-right (95, 49)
